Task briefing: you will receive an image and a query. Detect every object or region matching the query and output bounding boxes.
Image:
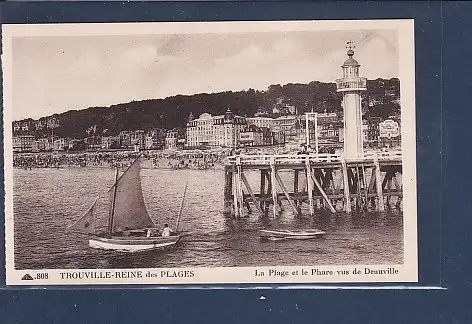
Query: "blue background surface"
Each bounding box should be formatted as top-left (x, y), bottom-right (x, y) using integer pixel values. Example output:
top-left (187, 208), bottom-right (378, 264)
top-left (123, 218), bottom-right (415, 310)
top-left (0, 1), bottom-right (470, 322)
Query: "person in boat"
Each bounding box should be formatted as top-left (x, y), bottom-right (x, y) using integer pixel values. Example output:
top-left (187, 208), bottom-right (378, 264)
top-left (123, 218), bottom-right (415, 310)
top-left (161, 224), bottom-right (173, 237)
top-left (146, 228), bottom-right (160, 237)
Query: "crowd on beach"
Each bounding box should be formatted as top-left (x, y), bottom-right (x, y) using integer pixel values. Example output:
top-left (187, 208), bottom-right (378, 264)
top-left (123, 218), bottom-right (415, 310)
top-left (12, 145), bottom-right (341, 170)
top-left (153, 150), bottom-right (228, 170)
top-left (13, 149), bottom-right (233, 170)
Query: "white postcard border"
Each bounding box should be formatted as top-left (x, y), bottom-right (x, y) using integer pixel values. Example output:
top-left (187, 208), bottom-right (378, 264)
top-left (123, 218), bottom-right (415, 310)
top-left (3, 19), bottom-right (418, 286)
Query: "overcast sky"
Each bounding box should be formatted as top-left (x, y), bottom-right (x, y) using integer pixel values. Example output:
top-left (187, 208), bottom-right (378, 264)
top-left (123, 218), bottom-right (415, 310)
top-left (12, 29), bottom-right (398, 120)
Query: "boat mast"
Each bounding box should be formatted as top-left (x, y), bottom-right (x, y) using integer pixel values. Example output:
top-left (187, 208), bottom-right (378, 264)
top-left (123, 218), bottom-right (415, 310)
top-left (174, 180), bottom-right (188, 231)
top-left (107, 167), bottom-right (120, 238)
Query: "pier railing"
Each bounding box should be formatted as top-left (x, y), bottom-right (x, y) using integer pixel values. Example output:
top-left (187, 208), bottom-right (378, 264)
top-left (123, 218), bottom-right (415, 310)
top-left (226, 151), bottom-right (402, 165)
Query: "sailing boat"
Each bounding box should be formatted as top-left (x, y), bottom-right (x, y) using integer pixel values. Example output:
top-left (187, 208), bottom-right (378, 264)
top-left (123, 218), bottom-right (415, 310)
top-left (68, 154), bottom-right (186, 252)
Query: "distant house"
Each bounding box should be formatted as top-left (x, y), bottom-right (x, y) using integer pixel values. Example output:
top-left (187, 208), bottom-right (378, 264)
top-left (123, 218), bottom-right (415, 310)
top-left (145, 128), bottom-right (166, 150)
top-left (165, 130), bottom-right (178, 150)
top-left (13, 122), bottom-right (21, 133)
top-left (21, 121), bottom-right (32, 132)
top-left (240, 125), bottom-right (274, 147)
top-left (145, 135), bottom-right (155, 150)
top-left (101, 136), bottom-right (120, 149)
top-left (272, 130), bottom-right (285, 145)
top-left (385, 89), bottom-right (398, 98)
top-left (272, 112), bottom-right (343, 148)
top-left (32, 138), bottom-right (50, 152)
top-left (68, 139), bottom-right (87, 151)
top-left (119, 130), bottom-right (145, 149)
top-left (165, 129), bottom-right (185, 150)
top-left (317, 112), bottom-right (343, 145)
top-left (84, 136), bottom-right (101, 150)
top-left (12, 120), bottom-right (35, 134)
top-left (240, 125), bottom-right (264, 147)
top-left (13, 135), bottom-right (35, 153)
top-left (363, 117), bottom-right (381, 145)
top-left (53, 138), bottom-right (71, 151)
top-left (378, 118), bottom-right (401, 149)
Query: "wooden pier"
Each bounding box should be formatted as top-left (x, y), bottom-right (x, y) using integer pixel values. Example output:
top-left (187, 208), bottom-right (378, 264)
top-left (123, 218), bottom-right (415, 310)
top-left (223, 152), bottom-right (403, 217)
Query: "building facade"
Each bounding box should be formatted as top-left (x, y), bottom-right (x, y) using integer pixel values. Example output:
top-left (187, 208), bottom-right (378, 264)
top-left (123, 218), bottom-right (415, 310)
top-left (32, 138), bottom-right (51, 152)
top-left (119, 130), bottom-right (145, 149)
top-left (247, 113), bottom-right (343, 147)
top-left (13, 135), bottom-right (35, 152)
top-left (247, 115), bottom-right (298, 144)
top-left (186, 109), bottom-right (247, 148)
top-left (165, 129), bottom-right (179, 150)
top-left (239, 125), bottom-right (274, 147)
top-left (84, 136), bottom-right (101, 150)
top-left (145, 128), bottom-right (166, 150)
top-left (101, 136), bottom-right (120, 149)
top-left (53, 138), bottom-right (71, 151)
top-left (363, 117), bottom-right (381, 147)
top-left (378, 118), bottom-right (401, 149)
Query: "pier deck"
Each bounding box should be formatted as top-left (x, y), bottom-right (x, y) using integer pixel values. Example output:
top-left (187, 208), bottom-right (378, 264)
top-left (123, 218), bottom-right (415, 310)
top-left (223, 151), bottom-right (403, 217)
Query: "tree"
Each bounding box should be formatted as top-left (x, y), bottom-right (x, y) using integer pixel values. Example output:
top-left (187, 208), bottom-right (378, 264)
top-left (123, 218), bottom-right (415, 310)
top-left (13, 78), bottom-right (398, 139)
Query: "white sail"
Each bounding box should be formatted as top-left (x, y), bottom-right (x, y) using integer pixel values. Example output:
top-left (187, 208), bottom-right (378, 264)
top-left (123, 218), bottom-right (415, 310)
top-left (67, 198), bottom-right (98, 234)
top-left (68, 193), bottom-right (111, 235)
top-left (107, 157), bottom-right (155, 233)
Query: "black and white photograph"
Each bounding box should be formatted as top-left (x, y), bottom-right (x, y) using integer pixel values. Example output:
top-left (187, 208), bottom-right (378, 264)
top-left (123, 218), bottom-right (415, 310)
top-left (3, 20), bottom-right (417, 285)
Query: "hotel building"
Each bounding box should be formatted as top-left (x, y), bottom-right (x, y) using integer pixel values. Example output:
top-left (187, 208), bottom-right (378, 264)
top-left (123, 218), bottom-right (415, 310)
top-left (186, 109), bottom-right (247, 148)
top-left (13, 135), bottom-right (35, 152)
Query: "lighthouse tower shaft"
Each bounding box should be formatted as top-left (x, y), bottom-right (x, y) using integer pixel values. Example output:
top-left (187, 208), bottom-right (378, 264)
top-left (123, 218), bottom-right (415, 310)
top-left (336, 47), bottom-right (367, 158)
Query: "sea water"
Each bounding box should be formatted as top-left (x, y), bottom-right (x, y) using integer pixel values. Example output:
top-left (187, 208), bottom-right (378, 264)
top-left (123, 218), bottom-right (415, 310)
top-left (12, 167), bottom-right (403, 269)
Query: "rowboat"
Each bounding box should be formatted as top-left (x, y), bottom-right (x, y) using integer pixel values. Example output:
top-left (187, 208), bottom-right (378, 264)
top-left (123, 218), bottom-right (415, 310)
top-left (259, 229), bottom-right (326, 241)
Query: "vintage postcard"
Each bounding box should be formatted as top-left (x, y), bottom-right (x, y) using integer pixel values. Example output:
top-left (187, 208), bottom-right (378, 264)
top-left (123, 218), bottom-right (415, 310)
top-left (3, 19), bottom-right (417, 285)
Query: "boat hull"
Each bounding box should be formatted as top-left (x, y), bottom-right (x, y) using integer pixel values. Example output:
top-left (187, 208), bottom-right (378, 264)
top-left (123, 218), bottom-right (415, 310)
top-left (259, 229), bottom-right (325, 241)
top-left (89, 235), bottom-right (181, 252)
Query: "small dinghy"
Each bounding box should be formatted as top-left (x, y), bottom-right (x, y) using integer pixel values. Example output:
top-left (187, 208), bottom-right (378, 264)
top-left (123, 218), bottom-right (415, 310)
top-left (259, 229), bottom-right (326, 241)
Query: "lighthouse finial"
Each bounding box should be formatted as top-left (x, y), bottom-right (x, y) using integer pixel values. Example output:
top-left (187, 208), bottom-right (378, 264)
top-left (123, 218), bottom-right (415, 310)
top-left (346, 40), bottom-right (355, 51)
top-left (346, 41), bottom-right (355, 56)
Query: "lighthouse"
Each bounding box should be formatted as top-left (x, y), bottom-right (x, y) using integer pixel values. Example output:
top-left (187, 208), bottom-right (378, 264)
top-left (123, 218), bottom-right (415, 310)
top-left (336, 41), bottom-right (367, 158)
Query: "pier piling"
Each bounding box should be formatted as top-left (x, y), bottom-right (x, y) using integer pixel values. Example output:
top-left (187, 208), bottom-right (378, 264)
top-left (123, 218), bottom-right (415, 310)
top-left (374, 157), bottom-right (385, 212)
top-left (269, 156), bottom-right (278, 218)
top-left (223, 165), bottom-right (233, 214)
top-left (224, 152), bottom-right (402, 217)
top-left (305, 156), bottom-right (315, 216)
top-left (341, 160), bottom-right (351, 213)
